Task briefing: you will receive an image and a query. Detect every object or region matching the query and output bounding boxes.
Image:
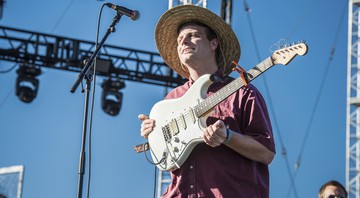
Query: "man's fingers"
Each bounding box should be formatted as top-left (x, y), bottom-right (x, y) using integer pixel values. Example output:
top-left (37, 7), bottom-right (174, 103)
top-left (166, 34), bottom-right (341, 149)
top-left (214, 120), bottom-right (225, 129)
top-left (203, 126), bottom-right (223, 147)
top-left (141, 127), bottom-right (153, 138)
top-left (139, 115), bottom-right (155, 139)
top-left (138, 114), bottom-right (149, 121)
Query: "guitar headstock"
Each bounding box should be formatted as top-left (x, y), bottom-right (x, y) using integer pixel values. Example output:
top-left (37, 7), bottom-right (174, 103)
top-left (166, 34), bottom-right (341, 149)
top-left (272, 42), bottom-right (308, 65)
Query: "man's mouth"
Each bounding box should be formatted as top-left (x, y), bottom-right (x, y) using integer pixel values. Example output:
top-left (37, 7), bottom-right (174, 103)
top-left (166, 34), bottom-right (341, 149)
top-left (183, 48), bottom-right (194, 53)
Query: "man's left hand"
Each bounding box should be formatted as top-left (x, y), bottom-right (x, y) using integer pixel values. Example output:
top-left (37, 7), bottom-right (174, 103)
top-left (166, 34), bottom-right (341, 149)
top-left (203, 120), bottom-right (227, 147)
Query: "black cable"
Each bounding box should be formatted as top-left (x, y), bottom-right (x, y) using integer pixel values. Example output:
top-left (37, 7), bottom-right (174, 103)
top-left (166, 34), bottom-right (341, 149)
top-left (0, 62), bottom-right (17, 111)
top-left (295, 0), bottom-right (347, 164)
top-left (0, 84), bottom-right (13, 111)
top-left (0, 61), bottom-right (17, 116)
top-left (144, 146), bottom-right (166, 166)
top-left (287, 0), bottom-right (319, 39)
top-left (0, 62), bottom-right (17, 73)
top-left (241, 0), bottom-right (299, 197)
top-left (282, 1), bottom-right (347, 197)
top-left (286, 2), bottom-right (347, 197)
top-left (142, 144), bottom-right (167, 198)
top-left (51, 0), bottom-right (76, 32)
top-left (85, 3), bottom-right (107, 198)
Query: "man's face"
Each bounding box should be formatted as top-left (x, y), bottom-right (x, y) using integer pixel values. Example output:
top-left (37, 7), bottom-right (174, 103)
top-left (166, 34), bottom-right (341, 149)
top-left (321, 185), bottom-right (346, 198)
top-left (176, 25), bottom-right (217, 66)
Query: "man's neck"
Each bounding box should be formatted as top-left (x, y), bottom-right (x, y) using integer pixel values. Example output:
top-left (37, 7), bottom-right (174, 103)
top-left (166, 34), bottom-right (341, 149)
top-left (187, 64), bottom-right (218, 81)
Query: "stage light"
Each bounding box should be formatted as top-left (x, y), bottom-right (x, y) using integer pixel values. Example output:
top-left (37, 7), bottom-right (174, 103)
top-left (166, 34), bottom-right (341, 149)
top-left (15, 66), bottom-right (41, 103)
top-left (101, 79), bottom-right (125, 116)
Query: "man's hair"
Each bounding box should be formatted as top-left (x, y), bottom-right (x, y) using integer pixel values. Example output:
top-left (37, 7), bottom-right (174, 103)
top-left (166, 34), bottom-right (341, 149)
top-left (318, 180), bottom-right (348, 198)
top-left (177, 21), bottom-right (217, 41)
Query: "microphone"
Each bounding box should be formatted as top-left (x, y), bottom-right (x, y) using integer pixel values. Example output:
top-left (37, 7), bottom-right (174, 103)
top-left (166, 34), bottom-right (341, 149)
top-left (105, 3), bottom-right (140, 21)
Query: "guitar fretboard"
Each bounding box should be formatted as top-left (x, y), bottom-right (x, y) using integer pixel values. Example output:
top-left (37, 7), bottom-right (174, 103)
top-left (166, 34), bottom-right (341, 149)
top-left (193, 57), bottom-right (274, 117)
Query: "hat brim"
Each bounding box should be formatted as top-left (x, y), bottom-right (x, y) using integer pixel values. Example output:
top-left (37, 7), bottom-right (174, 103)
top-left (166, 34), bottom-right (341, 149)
top-left (155, 5), bottom-right (241, 79)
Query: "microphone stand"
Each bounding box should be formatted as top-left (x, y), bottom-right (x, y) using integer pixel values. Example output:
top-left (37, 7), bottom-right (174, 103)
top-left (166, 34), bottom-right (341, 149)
top-left (70, 12), bottom-right (123, 198)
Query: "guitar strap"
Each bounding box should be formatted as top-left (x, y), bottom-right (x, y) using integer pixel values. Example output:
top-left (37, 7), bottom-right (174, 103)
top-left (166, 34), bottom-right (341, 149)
top-left (232, 61), bottom-right (248, 86)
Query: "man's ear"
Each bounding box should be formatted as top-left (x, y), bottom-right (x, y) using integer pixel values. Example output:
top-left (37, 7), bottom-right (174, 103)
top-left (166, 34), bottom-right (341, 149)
top-left (210, 38), bottom-right (219, 50)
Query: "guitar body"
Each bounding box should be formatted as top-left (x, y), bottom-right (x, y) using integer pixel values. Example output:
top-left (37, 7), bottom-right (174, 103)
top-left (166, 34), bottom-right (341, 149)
top-left (148, 74), bottom-right (213, 171)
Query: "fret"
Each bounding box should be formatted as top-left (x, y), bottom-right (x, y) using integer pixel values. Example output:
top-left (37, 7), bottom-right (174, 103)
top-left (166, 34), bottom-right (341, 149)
top-left (194, 57), bottom-right (275, 117)
top-left (247, 57), bottom-right (274, 81)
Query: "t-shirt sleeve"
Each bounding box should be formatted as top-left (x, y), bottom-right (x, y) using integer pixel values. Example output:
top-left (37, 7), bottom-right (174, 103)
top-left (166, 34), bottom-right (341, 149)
top-left (237, 84), bottom-right (276, 153)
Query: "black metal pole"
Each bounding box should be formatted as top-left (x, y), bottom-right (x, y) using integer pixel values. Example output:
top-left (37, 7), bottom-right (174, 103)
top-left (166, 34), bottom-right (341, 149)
top-left (70, 13), bottom-right (122, 93)
top-left (77, 74), bottom-right (91, 198)
top-left (74, 13), bottom-right (123, 198)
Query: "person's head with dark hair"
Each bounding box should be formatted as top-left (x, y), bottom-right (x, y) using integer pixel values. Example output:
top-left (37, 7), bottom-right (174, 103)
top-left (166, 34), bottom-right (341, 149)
top-left (318, 180), bottom-right (348, 198)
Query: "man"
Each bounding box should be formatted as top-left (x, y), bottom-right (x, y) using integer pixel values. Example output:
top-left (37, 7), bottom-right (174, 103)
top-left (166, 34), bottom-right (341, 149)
top-left (318, 180), bottom-right (348, 198)
top-left (139, 5), bottom-right (275, 197)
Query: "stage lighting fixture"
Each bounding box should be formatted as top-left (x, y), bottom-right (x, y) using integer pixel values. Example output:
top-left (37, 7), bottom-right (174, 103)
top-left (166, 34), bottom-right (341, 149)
top-left (15, 66), bottom-right (41, 103)
top-left (101, 79), bottom-right (125, 116)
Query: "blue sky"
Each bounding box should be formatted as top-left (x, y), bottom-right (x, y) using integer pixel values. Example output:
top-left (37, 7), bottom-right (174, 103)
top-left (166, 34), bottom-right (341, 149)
top-left (0, 0), bottom-right (348, 197)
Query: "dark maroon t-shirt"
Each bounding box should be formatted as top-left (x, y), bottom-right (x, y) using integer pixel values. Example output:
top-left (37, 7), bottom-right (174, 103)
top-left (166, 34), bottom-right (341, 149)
top-left (162, 74), bottom-right (275, 198)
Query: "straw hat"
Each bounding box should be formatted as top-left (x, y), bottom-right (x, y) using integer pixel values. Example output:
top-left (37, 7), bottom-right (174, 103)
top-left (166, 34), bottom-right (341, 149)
top-left (155, 5), bottom-right (241, 79)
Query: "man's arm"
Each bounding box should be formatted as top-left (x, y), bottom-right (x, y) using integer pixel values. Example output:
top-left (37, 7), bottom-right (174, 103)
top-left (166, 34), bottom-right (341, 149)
top-left (224, 131), bottom-right (275, 165)
top-left (203, 120), bottom-right (275, 165)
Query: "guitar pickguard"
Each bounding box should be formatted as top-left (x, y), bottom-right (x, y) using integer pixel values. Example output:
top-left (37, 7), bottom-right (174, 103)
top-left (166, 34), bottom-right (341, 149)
top-left (147, 74), bottom-right (213, 171)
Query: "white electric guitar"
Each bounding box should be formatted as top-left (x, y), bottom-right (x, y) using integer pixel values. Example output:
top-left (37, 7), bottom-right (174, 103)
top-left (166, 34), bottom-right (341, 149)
top-left (147, 42), bottom-right (308, 171)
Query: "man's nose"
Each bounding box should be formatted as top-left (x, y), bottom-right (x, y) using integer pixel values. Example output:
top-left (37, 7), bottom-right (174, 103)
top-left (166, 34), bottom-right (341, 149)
top-left (180, 36), bottom-right (190, 45)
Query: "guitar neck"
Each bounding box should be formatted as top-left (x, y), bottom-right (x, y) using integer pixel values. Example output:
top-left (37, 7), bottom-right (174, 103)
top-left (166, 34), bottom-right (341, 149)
top-left (194, 57), bottom-right (274, 117)
top-left (246, 57), bottom-right (274, 82)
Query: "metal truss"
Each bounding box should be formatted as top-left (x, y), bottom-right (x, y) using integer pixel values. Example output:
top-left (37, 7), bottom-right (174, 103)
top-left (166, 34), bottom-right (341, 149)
top-left (347, 1), bottom-right (360, 197)
top-left (0, 25), bottom-right (186, 88)
top-left (168, 0), bottom-right (207, 8)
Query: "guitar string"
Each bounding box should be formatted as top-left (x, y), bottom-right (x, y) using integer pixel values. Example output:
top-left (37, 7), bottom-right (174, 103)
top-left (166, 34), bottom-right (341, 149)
top-left (179, 55), bottom-right (279, 124)
top-left (158, 47), bottom-right (295, 169)
top-left (184, 52), bottom-right (285, 135)
top-left (166, 54), bottom-right (280, 137)
top-left (161, 56), bottom-right (275, 164)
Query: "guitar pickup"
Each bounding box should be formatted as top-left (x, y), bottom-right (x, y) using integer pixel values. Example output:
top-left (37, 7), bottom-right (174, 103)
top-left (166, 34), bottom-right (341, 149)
top-left (189, 108), bottom-right (196, 123)
top-left (169, 119), bottom-right (179, 135)
top-left (180, 114), bottom-right (187, 130)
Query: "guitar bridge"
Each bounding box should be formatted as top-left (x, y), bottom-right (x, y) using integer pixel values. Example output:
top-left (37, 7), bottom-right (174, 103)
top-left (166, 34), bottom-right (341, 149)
top-left (162, 125), bottom-right (172, 142)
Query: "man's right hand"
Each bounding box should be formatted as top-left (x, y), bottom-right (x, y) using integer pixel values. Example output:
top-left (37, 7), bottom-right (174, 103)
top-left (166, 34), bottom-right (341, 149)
top-left (138, 114), bottom-right (155, 139)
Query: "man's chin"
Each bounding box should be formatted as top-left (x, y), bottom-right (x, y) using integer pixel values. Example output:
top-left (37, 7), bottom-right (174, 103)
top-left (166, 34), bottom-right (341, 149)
top-left (180, 53), bottom-right (196, 60)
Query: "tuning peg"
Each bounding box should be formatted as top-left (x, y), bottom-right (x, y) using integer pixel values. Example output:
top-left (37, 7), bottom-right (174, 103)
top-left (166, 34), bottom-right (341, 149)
top-left (299, 40), bottom-right (306, 44)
